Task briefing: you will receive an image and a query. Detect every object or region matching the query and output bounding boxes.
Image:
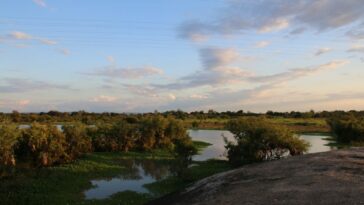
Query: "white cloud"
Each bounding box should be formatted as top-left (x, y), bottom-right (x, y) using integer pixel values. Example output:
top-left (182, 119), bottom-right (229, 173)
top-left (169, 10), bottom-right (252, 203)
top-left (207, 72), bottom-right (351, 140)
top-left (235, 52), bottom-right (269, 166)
top-left (347, 45), bottom-right (364, 53)
top-left (259, 18), bottom-right (289, 33)
top-left (154, 47), bottom-right (253, 90)
top-left (91, 95), bottom-right (118, 103)
top-left (255, 41), bottom-right (270, 48)
top-left (251, 60), bottom-right (348, 83)
top-left (200, 47), bottom-right (240, 69)
top-left (189, 33), bottom-right (209, 42)
top-left (17, 100), bottom-right (30, 106)
top-left (315, 48), bottom-right (332, 56)
top-left (7, 31), bottom-right (57, 46)
top-left (9, 31), bottom-right (32, 40)
top-left (154, 50), bottom-right (347, 91)
top-left (85, 65), bottom-right (164, 79)
top-left (168, 94), bottom-right (176, 101)
top-left (0, 78), bottom-right (71, 93)
top-left (178, 0), bottom-right (364, 41)
top-left (32, 0), bottom-right (47, 8)
top-left (190, 94), bottom-right (208, 99)
top-left (39, 39), bottom-right (57, 45)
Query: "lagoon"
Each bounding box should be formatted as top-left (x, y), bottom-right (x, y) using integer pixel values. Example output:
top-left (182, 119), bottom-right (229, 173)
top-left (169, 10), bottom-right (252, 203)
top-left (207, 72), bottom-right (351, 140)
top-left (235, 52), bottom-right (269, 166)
top-left (84, 130), bottom-right (336, 200)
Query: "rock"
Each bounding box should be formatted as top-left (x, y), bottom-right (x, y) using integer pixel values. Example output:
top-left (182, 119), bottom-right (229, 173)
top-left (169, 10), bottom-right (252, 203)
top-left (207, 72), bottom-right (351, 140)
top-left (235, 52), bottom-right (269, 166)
top-left (149, 148), bottom-right (364, 205)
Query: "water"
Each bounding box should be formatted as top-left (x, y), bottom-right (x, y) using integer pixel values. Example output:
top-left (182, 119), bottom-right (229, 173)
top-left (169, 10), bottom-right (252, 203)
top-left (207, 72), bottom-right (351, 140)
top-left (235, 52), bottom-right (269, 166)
top-left (189, 129), bottom-right (234, 161)
top-left (84, 130), bottom-right (336, 200)
top-left (84, 159), bottom-right (171, 200)
top-left (18, 124), bottom-right (63, 131)
top-left (299, 133), bottom-right (336, 153)
top-left (189, 130), bottom-right (336, 160)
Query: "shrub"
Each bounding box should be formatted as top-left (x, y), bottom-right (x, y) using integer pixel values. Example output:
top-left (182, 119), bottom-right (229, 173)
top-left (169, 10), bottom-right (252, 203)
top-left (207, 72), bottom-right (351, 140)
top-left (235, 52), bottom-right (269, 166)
top-left (63, 123), bottom-right (92, 160)
top-left (89, 123), bottom-right (118, 152)
top-left (225, 117), bottom-right (309, 166)
top-left (111, 121), bottom-right (139, 152)
top-left (0, 122), bottom-right (21, 166)
top-left (16, 123), bottom-right (68, 167)
top-left (172, 137), bottom-right (198, 177)
top-left (327, 115), bottom-right (364, 143)
top-left (139, 116), bottom-right (168, 150)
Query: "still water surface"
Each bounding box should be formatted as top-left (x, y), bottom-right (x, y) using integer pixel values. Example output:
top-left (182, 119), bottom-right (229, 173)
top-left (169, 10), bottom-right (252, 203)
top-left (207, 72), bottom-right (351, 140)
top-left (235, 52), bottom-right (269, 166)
top-left (84, 159), bottom-right (171, 199)
top-left (84, 130), bottom-right (336, 200)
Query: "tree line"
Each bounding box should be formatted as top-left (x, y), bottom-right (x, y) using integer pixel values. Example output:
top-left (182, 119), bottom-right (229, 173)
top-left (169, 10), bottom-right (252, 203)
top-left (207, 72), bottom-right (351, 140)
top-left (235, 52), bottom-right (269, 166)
top-left (2, 109), bottom-right (364, 124)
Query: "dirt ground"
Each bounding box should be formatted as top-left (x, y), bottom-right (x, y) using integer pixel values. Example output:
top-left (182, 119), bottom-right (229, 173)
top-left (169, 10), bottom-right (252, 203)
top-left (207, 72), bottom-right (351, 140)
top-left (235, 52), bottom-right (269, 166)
top-left (149, 148), bottom-right (364, 205)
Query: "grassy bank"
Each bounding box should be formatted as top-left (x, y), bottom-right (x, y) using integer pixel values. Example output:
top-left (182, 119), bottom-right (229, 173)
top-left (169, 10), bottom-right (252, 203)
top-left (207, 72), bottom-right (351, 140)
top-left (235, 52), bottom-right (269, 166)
top-left (185, 117), bottom-right (330, 133)
top-left (0, 141), bottom-right (230, 205)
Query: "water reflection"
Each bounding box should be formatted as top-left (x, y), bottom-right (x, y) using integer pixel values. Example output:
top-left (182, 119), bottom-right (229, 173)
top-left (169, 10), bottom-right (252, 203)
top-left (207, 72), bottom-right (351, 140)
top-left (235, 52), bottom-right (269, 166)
top-left (84, 159), bottom-right (171, 200)
top-left (189, 130), bottom-right (336, 160)
top-left (299, 133), bottom-right (336, 153)
top-left (189, 130), bottom-right (234, 161)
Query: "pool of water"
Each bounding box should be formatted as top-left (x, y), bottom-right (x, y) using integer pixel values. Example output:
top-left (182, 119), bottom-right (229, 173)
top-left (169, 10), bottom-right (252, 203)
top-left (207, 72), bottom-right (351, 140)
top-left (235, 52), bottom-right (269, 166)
top-left (189, 130), bottom-right (336, 160)
top-left (299, 133), bottom-right (336, 153)
top-left (84, 130), bottom-right (336, 200)
top-left (84, 159), bottom-right (171, 200)
top-left (189, 129), bottom-right (234, 161)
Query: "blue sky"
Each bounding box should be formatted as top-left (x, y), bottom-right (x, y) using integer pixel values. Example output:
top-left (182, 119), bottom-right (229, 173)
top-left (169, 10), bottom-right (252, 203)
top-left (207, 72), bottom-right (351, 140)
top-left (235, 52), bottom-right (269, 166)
top-left (0, 0), bottom-right (364, 113)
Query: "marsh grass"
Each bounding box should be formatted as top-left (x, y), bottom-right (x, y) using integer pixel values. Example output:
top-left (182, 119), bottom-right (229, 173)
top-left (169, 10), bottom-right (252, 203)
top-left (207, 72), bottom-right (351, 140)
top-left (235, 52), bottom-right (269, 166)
top-left (0, 141), bottom-right (225, 205)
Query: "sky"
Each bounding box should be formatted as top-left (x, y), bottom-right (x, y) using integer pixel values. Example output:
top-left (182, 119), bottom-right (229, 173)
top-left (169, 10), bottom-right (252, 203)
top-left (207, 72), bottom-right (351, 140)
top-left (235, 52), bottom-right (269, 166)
top-left (0, 0), bottom-right (364, 113)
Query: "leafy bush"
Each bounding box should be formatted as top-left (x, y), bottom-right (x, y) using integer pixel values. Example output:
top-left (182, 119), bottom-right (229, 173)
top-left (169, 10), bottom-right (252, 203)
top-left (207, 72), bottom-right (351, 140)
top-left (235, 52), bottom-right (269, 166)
top-left (63, 123), bottom-right (92, 160)
top-left (225, 117), bottom-right (309, 166)
top-left (327, 115), bottom-right (364, 143)
top-left (0, 116), bottom-right (193, 169)
top-left (0, 122), bottom-right (21, 166)
top-left (139, 116), bottom-right (168, 150)
top-left (172, 137), bottom-right (198, 177)
top-left (16, 123), bottom-right (68, 167)
top-left (89, 123), bottom-right (118, 152)
top-left (111, 121), bottom-right (139, 152)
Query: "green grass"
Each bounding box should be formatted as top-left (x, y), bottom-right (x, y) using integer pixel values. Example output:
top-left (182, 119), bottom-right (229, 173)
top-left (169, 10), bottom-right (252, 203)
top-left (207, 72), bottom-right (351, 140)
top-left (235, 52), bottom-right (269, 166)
top-left (268, 117), bottom-right (327, 126)
top-left (192, 140), bottom-right (212, 152)
top-left (0, 151), bottom-right (171, 205)
top-left (185, 117), bottom-right (330, 133)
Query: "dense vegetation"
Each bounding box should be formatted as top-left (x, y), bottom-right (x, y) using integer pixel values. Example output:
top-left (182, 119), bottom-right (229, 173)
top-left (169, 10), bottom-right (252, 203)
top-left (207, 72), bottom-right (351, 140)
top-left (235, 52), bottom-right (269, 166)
top-left (0, 151), bottom-right (228, 205)
top-left (0, 116), bottom-right (196, 175)
top-left (225, 117), bottom-right (309, 166)
top-left (2, 109), bottom-right (363, 204)
top-left (2, 109), bottom-right (363, 124)
top-left (328, 115), bottom-right (364, 144)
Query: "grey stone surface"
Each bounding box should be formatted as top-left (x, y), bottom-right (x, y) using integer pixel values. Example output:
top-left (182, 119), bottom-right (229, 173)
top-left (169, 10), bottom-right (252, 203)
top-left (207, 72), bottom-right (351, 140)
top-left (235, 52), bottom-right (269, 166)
top-left (149, 148), bottom-right (364, 205)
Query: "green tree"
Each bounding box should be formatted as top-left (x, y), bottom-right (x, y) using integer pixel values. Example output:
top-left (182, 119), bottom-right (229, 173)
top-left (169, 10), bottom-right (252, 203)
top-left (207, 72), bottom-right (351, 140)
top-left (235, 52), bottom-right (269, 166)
top-left (225, 117), bottom-right (309, 166)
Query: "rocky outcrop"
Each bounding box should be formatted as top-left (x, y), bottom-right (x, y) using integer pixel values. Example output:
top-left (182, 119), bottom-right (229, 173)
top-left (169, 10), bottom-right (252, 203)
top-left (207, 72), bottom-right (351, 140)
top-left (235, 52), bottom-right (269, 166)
top-left (149, 148), bottom-right (364, 205)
